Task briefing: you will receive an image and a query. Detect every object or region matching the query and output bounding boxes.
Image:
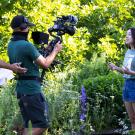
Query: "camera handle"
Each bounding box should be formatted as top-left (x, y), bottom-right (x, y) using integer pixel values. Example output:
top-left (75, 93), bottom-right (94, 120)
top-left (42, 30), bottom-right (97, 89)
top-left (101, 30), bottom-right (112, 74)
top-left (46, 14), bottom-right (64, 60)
top-left (40, 36), bottom-right (62, 84)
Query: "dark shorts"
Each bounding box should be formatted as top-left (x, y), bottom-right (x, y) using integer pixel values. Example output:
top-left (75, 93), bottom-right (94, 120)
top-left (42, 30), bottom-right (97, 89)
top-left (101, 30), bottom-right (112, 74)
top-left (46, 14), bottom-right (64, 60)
top-left (17, 92), bottom-right (50, 128)
top-left (123, 79), bottom-right (135, 102)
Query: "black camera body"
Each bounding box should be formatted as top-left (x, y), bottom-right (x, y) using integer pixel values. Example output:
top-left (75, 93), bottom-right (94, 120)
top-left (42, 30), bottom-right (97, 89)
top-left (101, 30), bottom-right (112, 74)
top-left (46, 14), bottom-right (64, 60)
top-left (48, 15), bottom-right (78, 37)
top-left (32, 15), bottom-right (78, 82)
top-left (32, 15), bottom-right (78, 49)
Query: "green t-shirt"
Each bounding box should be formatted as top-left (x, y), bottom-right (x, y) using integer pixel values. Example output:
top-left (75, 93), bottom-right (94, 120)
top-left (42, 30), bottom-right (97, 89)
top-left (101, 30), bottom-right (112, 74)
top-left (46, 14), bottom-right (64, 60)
top-left (8, 39), bottom-right (41, 94)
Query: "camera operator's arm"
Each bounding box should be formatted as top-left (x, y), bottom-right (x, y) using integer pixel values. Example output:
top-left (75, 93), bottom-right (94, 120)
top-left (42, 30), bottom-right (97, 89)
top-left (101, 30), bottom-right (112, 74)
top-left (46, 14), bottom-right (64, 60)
top-left (35, 41), bottom-right (62, 68)
top-left (0, 60), bottom-right (27, 73)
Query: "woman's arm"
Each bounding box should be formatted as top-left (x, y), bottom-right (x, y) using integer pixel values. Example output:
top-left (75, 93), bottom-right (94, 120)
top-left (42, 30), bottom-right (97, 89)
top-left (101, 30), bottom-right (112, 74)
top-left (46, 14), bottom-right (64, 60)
top-left (109, 63), bottom-right (124, 74)
top-left (122, 67), bottom-right (135, 75)
top-left (109, 63), bottom-right (135, 75)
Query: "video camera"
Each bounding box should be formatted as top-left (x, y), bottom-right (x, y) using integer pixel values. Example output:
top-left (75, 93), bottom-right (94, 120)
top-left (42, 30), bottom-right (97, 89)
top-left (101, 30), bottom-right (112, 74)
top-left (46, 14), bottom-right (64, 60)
top-left (31, 15), bottom-right (78, 82)
top-left (32, 15), bottom-right (78, 56)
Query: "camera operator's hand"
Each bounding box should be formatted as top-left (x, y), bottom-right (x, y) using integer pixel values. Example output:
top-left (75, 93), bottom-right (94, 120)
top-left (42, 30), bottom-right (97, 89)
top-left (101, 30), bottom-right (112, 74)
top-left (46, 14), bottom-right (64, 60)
top-left (36, 41), bottom-right (62, 69)
top-left (53, 41), bottom-right (62, 53)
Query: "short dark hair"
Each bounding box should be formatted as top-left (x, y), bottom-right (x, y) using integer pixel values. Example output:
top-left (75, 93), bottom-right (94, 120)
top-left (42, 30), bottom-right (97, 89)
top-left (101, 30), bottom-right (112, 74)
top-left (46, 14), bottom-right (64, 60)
top-left (127, 27), bottom-right (135, 49)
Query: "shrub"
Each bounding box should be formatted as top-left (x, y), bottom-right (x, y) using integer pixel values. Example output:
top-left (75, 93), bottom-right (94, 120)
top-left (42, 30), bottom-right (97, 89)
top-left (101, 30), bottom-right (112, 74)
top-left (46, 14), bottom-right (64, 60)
top-left (72, 58), bottom-right (129, 132)
top-left (0, 83), bottom-right (22, 135)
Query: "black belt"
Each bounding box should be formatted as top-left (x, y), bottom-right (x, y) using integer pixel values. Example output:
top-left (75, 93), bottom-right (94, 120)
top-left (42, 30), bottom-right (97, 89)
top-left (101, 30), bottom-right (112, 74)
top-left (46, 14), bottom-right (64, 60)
top-left (17, 93), bottom-right (33, 99)
top-left (16, 92), bottom-right (41, 99)
top-left (15, 76), bottom-right (41, 82)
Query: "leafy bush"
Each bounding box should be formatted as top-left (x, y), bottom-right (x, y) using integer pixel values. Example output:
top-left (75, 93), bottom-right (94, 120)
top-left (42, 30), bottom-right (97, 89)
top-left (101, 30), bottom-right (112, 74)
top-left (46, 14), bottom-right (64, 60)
top-left (0, 83), bottom-right (22, 135)
top-left (43, 58), bottom-right (128, 133)
top-left (72, 58), bottom-right (129, 132)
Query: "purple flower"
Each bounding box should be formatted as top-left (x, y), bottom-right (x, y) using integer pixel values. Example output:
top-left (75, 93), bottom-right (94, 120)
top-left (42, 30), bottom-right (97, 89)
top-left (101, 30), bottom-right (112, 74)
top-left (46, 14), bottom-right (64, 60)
top-left (80, 86), bottom-right (87, 122)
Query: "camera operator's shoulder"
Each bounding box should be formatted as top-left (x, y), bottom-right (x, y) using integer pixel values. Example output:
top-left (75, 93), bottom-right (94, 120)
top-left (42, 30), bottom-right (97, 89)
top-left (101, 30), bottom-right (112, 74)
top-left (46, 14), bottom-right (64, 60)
top-left (24, 41), bottom-right (35, 48)
top-left (24, 41), bottom-right (38, 52)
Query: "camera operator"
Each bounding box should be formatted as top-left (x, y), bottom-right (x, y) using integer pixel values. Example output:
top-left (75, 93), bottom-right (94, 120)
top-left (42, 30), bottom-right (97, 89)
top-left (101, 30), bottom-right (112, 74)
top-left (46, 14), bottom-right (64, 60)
top-left (0, 60), bottom-right (27, 73)
top-left (8, 15), bottom-right (62, 135)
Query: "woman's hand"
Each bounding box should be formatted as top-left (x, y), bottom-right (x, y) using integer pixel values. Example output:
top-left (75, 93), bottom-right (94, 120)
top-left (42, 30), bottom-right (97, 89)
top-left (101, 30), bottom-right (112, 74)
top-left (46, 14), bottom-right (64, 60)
top-left (108, 63), bottom-right (119, 71)
top-left (108, 63), bottom-right (124, 74)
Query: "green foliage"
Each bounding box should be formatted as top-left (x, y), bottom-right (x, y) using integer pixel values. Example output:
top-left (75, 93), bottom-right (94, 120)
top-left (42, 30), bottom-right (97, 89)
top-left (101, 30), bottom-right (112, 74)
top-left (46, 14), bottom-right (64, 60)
top-left (72, 58), bottom-right (127, 132)
top-left (42, 58), bottom-right (127, 133)
top-left (78, 0), bottom-right (135, 62)
top-left (0, 0), bottom-right (134, 134)
top-left (43, 68), bottom-right (85, 134)
top-left (83, 73), bottom-right (124, 131)
top-left (0, 83), bottom-right (22, 135)
top-left (1, 0), bottom-right (134, 64)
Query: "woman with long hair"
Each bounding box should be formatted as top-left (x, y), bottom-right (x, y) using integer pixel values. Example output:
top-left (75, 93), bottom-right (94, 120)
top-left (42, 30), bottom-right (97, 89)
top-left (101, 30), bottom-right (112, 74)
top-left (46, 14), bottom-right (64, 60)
top-left (109, 28), bottom-right (135, 130)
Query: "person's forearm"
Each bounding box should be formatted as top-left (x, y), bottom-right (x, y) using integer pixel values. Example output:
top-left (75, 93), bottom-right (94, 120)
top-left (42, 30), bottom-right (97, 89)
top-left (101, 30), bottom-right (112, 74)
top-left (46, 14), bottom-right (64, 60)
top-left (125, 70), bottom-right (135, 75)
top-left (115, 67), bottom-right (124, 74)
top-left (0, 60), bottom-right (12, 70)
top-left (44, 50), bottom-right (58, 68)
top-left (0, 60), bottom-right (27, 73)
top-left (36, 42), bottom-right (62, 69)
top-left (115, 66), bottom-right (135, 75)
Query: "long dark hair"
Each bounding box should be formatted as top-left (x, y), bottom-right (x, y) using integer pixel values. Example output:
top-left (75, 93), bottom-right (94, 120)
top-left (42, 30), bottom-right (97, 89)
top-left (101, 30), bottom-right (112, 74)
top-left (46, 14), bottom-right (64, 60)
top-left (127, 28), bottom-right (135, 49)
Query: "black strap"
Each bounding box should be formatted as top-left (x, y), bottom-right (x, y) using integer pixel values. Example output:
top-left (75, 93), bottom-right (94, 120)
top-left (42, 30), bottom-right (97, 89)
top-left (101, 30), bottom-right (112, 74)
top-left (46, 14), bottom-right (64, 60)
top-left (17, 92), bottom-right (41, 99)
top-left (15, 76), bottom-right (41, 82)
